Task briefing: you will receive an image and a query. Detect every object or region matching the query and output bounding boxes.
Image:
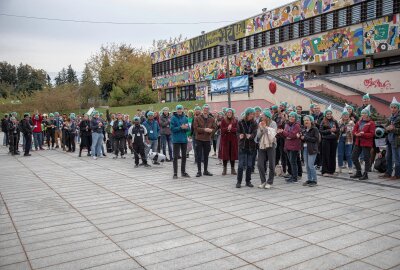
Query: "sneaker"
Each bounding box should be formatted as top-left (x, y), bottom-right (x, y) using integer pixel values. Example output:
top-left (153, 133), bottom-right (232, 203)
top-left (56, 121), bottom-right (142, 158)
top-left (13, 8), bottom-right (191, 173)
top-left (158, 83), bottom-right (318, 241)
top-left (236, 183), bottom-right (241, 188)
top-left (181, 172), bottom-right (190, 178)
top-left (264, 184), bottom-right (272, 189)
top-left (93, 156), bottom-right (97, 160)
top-left (258, 183), bottom-right (266, 189)
top-left (348, 168), bottom-right (353, 174)
top-left (246, 183), bottom-right (254, 188)
top-left (23, 153), bottom-right (31, 156)
top-left (173, 174), bottom-right (178, 179)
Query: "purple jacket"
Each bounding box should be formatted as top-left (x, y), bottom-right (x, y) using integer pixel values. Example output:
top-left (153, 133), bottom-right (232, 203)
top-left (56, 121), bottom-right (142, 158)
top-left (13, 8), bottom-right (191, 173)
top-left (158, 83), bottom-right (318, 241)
top-left (282, 122), bottom-right (301, 151)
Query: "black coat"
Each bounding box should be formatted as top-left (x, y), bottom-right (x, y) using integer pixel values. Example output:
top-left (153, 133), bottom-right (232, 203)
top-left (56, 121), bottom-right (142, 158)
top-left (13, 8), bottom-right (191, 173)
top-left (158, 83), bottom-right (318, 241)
top-left (112, 120), bottom-right (127, 138)
top-left (302, 126), bottom-right (319, 155)
top-left (20, 118), bottom-right (33, 135)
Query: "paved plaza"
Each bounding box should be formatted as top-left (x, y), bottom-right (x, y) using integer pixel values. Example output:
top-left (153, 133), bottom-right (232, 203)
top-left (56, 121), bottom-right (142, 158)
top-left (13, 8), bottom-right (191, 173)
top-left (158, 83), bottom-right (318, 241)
top-left (1, 139), bottom-right (400, 269)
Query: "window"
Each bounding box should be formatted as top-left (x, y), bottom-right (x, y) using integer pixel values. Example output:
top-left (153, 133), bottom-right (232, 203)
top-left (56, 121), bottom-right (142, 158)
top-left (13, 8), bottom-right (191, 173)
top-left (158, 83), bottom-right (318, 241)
top-left (238, 39), bottom-right (244, 52)
top-left (338, 8), bottom-right (347, 27)
top-left (283, 25), bottom-right (290, 41)
top-left (326, 12), bottom-right (334, 30)
top-left (352, 4), bottom-right (361, 24)
top-left (261, 31), bottom-right (267, 47)
top-left (357, 60), bottom-right (364, 70)
top-left (275, 28), bottom-right (280, 43)
top-left (179, 85), bottom-right (196, 101)
top-left (367, 0), bottom-right (377, 20)
top-left (265, 31), bottom-right (271, 45)
top-left (382, 0), bottom-right (393, 15)
top-left (314, 16), bottom-right (321, 33)
top-left (248, 36), bottom-right (254, 50)
top-left (270, 30), bottom-right (276, 44)
top-left (293, 23), bottom-right (299, 39)
top-left (165, 88), bottom-right (176, 102)
top-left (303, 20), bottom-right (310, 36)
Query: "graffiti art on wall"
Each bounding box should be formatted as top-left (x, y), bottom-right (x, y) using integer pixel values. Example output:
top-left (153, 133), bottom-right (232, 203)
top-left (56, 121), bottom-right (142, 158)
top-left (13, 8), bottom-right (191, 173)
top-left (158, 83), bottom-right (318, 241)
top-left (364, 78), bottom-right (393, 90)
top-left (301, 26), bottom-right (363, 64)
top-left (151, 41), bottom-right (190, 64)
top-left (363, 15), bottom-right (400, 54)
top-left (281, 73), bottom-right (305, 88)
top-left (301, 0), bottom-right (366, 19)
top-left (152, 71), bottom-right (193, 89)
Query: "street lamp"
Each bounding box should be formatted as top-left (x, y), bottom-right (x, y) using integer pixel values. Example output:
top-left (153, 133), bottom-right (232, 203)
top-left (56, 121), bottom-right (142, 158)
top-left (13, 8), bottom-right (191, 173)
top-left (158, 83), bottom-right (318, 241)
top-left (218, 39), bottom-right (236, 108)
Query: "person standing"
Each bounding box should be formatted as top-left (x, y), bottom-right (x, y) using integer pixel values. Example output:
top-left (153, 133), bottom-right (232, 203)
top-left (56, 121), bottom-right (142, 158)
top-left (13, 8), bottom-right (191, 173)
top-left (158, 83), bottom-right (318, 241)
top-left (257, 109), bottom-right (277, 189)
top-left (160, 107), bottom-right (173, 162)
top-left (191, 106), bottom-right (202, 162)
top-left (301, 115), bottom-right (319, 187)
top-left (143, 111), bottom-right (161, 164)
top-left (236, 108), bottom-right (258, 188)
top-left (112, 113), bottom-right (127, 159)
top-left (170, 104), bottom-right (191, 179)
top-left (128, 116), bottom-right (151, 168)
top-left (54, 112), bottom-right (63, 149)
top-left (380, 97), bottom-right (400, 180)
top-left (193, 104), bottom-right (216, 177)
top-left (219, 108), bottom-right (238, 175)
top-left (32, 112), bottom-right (44, 150)
top-left (20, 113), bottom-right (34, 156)
top-left (8, 116), bottom-right (20, 155)
top-left (278, 111), bottom-right (302, 183)
top-left (338, 108), bottom-right (355, 174)
top-left (79, 114), bottom-right (91, 157)
top-left (45, 113), bottom-right (56, 149)
top-left (351, 105), bottom-right (376, 180)
top-left (90, 111), bottom-right (104, 160)
top-left (319, 106), bottom-right (339, 176)
top-left (1, 114), bottom-right (9, 146)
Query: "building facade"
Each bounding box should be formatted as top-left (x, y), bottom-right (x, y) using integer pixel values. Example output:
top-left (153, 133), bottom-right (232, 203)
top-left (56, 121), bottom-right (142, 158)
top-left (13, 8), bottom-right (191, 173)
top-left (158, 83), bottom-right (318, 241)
top-left (151, 0), bottom-right (400, 102)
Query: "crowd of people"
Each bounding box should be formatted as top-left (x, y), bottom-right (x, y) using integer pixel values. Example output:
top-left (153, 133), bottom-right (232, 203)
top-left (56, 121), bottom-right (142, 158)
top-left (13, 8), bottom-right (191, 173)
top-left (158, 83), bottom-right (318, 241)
top-left (1, 94), bottom-right (399, 188)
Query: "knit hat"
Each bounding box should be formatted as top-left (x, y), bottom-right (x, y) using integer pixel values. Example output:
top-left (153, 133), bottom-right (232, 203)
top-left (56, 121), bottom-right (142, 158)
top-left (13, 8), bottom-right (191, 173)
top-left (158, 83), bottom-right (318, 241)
top-left (362, 93), bottom-right (370, 100)
top-left (390, 97), bottom-right (400, 109)
top-left (263, 109), bottom-right (272, 119)
top-left (133, 116), bottom-right (140, 122)
top-left (310, 103), bottom-right (316, 109)
top-left (323, 105), bottom-right (333, 117)
top-left (345, 103), bottom-right (354, 112)
top-left (70, 113), bottom-right (76, 119)
top-left (280, 102), bottom-right (287, 108)
top-left (49, 113), bottom-right (54, 117)
top-left (361, 105), bottom-right (371, 116)
top-left (271, 105), bottom-right (278, 110)
top-left (226, 108), bottom-right (235, 114)
top-left (93, 111), bottom-right (99, 116)
top-left (147, 111), bottom-right (154, 117)
top-left (54, 112), bottom-right (59, 116)
top-left (289, 111), bottom-right (298, 120)
top-left (254, 106), bottom-right (262, 112)
top-left (175, 105), bottom-right (183, 110)
top-left (303, 115), bottom-right (314, 122)
top-left (202, 104), bottom-right (210, 110)
top-left (245, 107), bottom-right (255, 115)
top-left (163, 107), bottom-right (170, 111)
top-left (194, 106), bottom-right (201, 111)
top-left (11, 112), bottom-right (17, 117)
top-left (341, 107), bottom-right (349, 116)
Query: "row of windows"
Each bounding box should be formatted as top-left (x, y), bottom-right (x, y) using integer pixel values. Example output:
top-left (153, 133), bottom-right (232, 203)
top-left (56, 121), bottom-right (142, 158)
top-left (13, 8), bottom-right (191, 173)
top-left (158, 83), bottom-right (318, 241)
top-left (152, 0), bottom-right (398, 78)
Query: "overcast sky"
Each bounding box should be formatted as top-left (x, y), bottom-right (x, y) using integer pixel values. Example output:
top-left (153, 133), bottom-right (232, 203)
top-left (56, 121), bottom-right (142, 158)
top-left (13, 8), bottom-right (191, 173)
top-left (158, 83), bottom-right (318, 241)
top-left (0, 0), bottom-right (292, 76)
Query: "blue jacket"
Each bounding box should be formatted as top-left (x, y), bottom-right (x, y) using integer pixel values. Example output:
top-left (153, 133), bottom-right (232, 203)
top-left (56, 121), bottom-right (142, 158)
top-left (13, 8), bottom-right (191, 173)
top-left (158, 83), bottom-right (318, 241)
top-left (143, 119), bottom-right (160, 140)
top-left (170, 112), bottom-right (189, 144)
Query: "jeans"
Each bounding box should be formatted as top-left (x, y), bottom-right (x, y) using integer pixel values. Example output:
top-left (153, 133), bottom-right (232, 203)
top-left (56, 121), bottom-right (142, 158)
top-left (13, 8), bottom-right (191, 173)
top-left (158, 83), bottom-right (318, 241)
top-left (196, 140), bottom-right (211, 172)
top-left (91, 132), bottom-right (104, 157)
top-left (386, 141), bottom-right (400, 177)
top-left (287, 150), bottom-right (299, 181)
top-left (337, 136), bottom-right (353, 168)
top-left (149, 139), bottom-right (158, 153)
top-left (303, 148), bottom-right (317, 183)
top-left (237, 149), bottom-right (253, 184)
top-left (33, 132), bottom-right (43, 149)
top-left (173, 143), bottom-right (187, 175)
top-left (161, 134), bottom-right (173, 160)
top-left (352, 145), bottom-right (371, 173)
top-left (258, 147), bottom-right (275, 184)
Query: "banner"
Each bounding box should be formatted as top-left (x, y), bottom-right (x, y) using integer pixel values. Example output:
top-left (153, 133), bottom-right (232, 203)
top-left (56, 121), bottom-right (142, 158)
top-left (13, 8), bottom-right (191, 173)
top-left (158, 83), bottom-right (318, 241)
top-left (210, 75), bottom-right (249, 93)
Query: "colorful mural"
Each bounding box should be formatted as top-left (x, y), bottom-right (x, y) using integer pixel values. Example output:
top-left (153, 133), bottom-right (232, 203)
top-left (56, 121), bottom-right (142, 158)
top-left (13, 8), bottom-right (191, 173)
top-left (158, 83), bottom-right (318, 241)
top-left (363, 15), bottom-right (400, 54)
top-left (301, 0), bottom-right (366, 19)
top-left (151, 41), bottom-right (190, 64)
top-left (281, 73), bottom-right (305, 88)
top-left (152, 71), bottom-right (193, 89)
top-left (301, 26), bottom-right (363, 64)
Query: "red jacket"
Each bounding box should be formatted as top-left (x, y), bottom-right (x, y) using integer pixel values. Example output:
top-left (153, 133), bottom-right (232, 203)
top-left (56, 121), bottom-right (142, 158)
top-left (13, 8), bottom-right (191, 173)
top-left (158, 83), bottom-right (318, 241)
top-left (353, 119), bottom-right (375, 147)
top-left (32, 114), bottom-right (43, 133)
top-left (218, 117), bottom-right (238, 161)
top-left (282, 122), bottom-right (301, 151)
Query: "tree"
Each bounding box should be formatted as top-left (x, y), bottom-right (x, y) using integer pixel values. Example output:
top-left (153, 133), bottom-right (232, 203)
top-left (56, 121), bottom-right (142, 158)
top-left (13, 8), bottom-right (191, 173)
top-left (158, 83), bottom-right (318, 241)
top-left (0, 62), bottom-right (17, 86)
top-left (80, 64), bottom-right (100, 107)
top-left (66, 65), bottom-right (78, 85)
top-left (16, 64), bottom-right (47, 94)
top-left (55, 68), bottom-right (67, 86)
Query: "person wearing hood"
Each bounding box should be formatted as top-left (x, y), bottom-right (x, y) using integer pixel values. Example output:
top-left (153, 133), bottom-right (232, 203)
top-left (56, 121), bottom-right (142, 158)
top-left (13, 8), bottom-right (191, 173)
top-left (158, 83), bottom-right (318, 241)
top-left (278, 111), bottom-right (302, 183)
top-left (351, 105), bottom-right (376, 180)
top-left (160, 107), bottom-right (173, 162)
top-left (219, 108), bottom-right (238, 176)
top-left (170, 104), bottom-right (191, 179)
top-left (319, 105), bottom-right (339, 176)
top-left (20, 113), bottom-right (34, 156)
top-left (379, 97), bottom-right (400, 180)
top-left (143, 111), bottom-right (161, 164)
top-left (128, 116), bottom-right (150, 168)
top-left (32, 111), bottom-right (44, 151)
top-left (112, 113), bottom-right (127, 159)
top-left (236, 107), bottom-right (258, 188)
top-left (45, 113), bottom-right (56, 150)
top-left (257, 109), bottom-right (277, 189)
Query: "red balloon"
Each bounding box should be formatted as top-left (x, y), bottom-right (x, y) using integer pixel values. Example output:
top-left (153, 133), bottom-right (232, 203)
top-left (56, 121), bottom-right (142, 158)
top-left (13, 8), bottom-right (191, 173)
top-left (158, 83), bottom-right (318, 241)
top-left (269, 81), bottom-right (277, 94)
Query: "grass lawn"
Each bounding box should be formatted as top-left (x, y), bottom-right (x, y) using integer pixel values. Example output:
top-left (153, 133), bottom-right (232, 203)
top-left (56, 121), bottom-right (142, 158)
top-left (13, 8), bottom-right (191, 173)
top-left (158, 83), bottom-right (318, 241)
top-left (95, 100), bottom-right (205, 116)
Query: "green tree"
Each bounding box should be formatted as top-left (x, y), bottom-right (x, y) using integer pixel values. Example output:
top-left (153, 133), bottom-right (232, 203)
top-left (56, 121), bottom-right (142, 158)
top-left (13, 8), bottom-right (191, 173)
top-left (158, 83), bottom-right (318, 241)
top-left (0, 62), bottom-right (17, 86)
top-left (80, 64), bottom-right (100, 107)
top-left (55, 68), bottom-right (67, 86)
top-left (66, 64), bottom-right (78, 85)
